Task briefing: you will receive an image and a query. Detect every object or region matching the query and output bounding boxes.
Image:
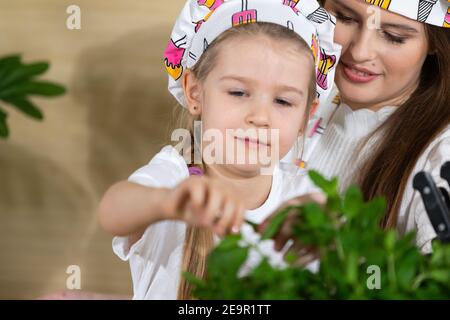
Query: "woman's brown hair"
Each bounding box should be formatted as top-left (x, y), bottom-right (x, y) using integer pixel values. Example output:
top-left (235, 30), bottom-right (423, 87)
top-left (356, 26), bottom-right (450, 229)
top-left (174, 22), bottom-right (317, 299)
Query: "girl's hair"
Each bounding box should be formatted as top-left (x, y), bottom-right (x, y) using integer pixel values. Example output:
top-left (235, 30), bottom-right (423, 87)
top-left (356, 25), bottom-right (450, 229)
top-left (174, 21), bottom-right (317, 300)
top-left (318, 0), bottom-right (450, 229)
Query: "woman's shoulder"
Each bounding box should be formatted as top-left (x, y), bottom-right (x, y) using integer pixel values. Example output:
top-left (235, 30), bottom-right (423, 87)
top-left (128, 145), bottom-right (190, 189)
top-left (398, 125), bottom-right (450, 252)
top-left (417, 125), bottom-right (450, 167)
top-left (404, 124), bottom-right (450, 197)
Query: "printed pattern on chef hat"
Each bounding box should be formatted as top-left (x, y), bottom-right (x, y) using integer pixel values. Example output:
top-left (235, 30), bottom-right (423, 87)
top-left (364, 0), bottom-right (450, 28)
top-left (163, 0), bottom-right (342, 108)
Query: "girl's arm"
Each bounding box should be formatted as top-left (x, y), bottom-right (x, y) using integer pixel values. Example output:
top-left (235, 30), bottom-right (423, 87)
top-left (98, 180), bottom-right (170, 237)
top-left (98, 176), bottom-right (246, 240)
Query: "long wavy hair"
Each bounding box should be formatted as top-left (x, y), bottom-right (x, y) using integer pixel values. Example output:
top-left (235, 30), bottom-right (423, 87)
top-left (319, 0), bottom-right (450, 229)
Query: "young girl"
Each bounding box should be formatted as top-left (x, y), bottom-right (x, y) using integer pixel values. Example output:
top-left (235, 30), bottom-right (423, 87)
top-left (98, 0), bottom-right (341, 300)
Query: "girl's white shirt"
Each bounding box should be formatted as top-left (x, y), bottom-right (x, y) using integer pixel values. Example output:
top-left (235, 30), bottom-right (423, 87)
top-left (112, 145), bottom-right (318, 300)
top-left (300, 85), bottom-right (450, 255)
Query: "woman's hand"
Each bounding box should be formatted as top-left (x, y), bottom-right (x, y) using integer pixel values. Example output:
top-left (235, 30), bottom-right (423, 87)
top-left (258, 193), bottom-right (326, 266)
top-left (159, 176), bottom-right (246, 236)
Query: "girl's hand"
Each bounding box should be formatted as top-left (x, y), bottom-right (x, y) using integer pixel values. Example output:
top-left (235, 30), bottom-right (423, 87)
top-left (159, 176), bottom-right (246, 236)
top-left (257, 193), bottom-right (326, 266)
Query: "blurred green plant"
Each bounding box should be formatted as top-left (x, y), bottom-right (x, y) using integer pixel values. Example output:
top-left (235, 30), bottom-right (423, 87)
top-left (185, 171), bottom-right (450, 299)
top-left (0, 54), bottom-right (66, 138)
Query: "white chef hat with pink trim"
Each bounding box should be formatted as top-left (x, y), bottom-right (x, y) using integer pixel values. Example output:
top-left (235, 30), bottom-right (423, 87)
top-left (363, 0), bottom-right (450, 28)
top-left (163, 0), bottom-right (342, 108)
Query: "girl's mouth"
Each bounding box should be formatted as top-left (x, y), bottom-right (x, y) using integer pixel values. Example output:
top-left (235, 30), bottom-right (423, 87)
top-left (234, 136), bottom-right (270, 148)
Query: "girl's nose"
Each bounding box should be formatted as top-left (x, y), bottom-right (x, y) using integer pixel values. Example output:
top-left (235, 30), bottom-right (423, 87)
top-left (245, 101), bottom-right (270, 128)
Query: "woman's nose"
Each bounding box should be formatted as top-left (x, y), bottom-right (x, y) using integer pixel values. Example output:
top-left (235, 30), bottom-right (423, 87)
top-left (347, 27), bottom-right (378, 63)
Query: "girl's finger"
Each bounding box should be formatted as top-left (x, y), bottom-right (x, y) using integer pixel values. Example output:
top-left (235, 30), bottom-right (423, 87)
top-left (186, 203), bottom-right (198, 223)
top-left (273, 228), bottom-right (291, 251)
top-left (272, 211), bottom-right (297, 251)
top-left (187, 178), bottom-right (207, 210)
top-left (164, 184), bottom-right (191, 219)
top-left (287, 247), bottom-right (320, 267)
top-left (214, 197), bottom-right (236, 236)
top-left (203, 184), bottom-right (223, 227)
top-left (258, 193), bottom-right (326, 233)
top-left (230, 202), bottom-right (246, 234)
top-left (287, 193), bottom-right (326, 207)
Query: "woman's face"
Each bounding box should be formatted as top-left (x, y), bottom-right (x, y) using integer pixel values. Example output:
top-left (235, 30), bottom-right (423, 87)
top-left (324, 0), bottom-right (430, 110)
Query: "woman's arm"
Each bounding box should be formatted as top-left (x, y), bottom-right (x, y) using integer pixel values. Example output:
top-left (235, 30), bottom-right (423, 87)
top-left (403, 135), bottom-right (450, 254)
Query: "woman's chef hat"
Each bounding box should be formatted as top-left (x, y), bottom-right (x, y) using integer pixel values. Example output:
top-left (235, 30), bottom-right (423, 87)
top-left (363, 0), bottom-right (450, 28)
top-left (164, 0), bottom-right (342, 108)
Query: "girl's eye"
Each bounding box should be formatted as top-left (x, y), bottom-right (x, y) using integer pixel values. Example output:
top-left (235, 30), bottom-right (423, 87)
top-left (335, 11), bottom-right (356, 24)
top-left (382, 31), bottom-right (406, 44)
top-left (228, 90), bottom-right (246, 97)
top-left (275, 98), bottom-right (292, 107)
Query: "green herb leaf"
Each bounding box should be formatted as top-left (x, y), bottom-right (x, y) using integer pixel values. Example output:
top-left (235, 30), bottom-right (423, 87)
top-left (0, 81), bottom-right (66, 98)
top-left (0, 62), bottom-right (49, 90)
top-left (0, 107), bottom-right (9, 138)
top-left (2, 96), bottom-right (43, 120)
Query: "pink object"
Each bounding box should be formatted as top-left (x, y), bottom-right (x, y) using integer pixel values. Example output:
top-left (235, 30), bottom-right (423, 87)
top-left (232, 0), bottom-right (257, 26)
top-left (195, 20), bottom-right (205, 33)
top-left (197, 0), bottom-right (224, 11)
top-left (316, 51), bottom-right (336, 90)
top-left (308, 118), bottom-right (322, 138)
top-left (445, 7), bottom-right (450, 27)
top-left (195, 0), bottom-right (225, 32)
top-left (36, 291), bottom-right (131, 300)
top-left (282, 0), bottom-right (300, 14)
top-left (164, 39), bottom-right (186, 68)
top-left (188, 166), bottom-right (204, 176)
top-left (283, 0), bottom-right (299, 6)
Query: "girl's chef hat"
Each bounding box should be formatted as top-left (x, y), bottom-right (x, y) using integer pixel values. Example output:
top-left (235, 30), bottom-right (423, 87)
top-left (164, 0), bottom-right (342, 108)
top-left (363, 0), bottom-right (450, 28)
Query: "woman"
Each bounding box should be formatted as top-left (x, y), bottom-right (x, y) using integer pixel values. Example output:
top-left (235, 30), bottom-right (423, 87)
top-left (272, 0), bottom-right (450, 255)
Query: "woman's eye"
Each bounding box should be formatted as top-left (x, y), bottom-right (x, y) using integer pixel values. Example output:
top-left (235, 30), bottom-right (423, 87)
top-left (335, 11), bottom-right (356, 24)
top-left (228, 90), bottom-right (246, 97)
top-left (275, 98), bottom-right (292, 107)
top-left (382, 31), bottom-right (406, 44)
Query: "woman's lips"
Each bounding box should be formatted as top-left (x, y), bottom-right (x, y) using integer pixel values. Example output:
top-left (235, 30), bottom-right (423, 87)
top-left (341, 62), bottom-right (381, 84)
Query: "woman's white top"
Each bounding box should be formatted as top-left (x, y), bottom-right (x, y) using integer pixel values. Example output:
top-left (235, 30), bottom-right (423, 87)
top-left (302, 86), bottom-right (450, 254)
top-left (112, 145), bottom-right (317, 299)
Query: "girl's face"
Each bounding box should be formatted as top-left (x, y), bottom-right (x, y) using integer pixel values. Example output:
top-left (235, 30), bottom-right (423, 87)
top-left (324, 0), bottom-right (430, 110)
top-left (185, 35), bottom-right (316, 177)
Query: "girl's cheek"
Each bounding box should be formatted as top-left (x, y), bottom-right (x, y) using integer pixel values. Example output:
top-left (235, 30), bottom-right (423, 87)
top-left (278, 127), bottom-right (302, 152)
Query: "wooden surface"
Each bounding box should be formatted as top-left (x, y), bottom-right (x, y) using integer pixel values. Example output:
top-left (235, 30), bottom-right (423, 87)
top-left (0, 0), bottom-right (185, 299)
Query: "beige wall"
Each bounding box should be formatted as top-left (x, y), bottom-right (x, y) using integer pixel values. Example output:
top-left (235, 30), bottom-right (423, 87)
top-left (0, 0), bottom-right (185, 299)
